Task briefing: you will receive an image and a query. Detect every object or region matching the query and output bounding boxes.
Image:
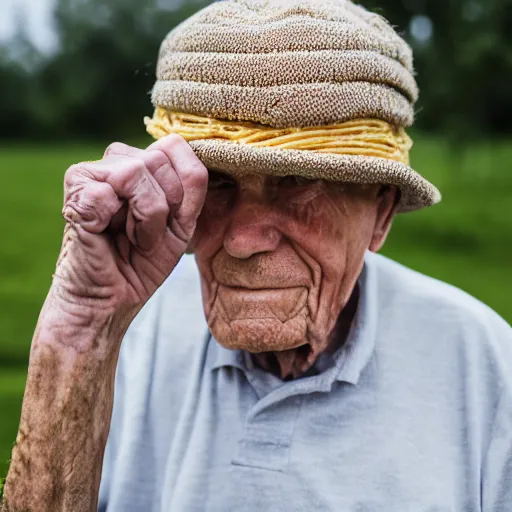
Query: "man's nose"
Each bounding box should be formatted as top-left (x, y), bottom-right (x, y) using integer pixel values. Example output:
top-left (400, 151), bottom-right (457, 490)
top-left (223, 196), bottom-right (282, 259)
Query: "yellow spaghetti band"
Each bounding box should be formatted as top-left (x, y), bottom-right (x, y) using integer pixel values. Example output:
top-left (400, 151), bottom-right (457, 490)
top-left (144, 108), bottom-right (413, 165)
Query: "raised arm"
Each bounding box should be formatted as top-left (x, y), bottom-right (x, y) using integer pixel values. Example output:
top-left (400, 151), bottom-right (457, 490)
top-left (1, 135), bottom-right (208, 512)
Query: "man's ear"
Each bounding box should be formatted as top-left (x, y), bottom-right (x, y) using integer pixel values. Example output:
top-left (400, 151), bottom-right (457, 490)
top-left (369, 185), bottom-right (399, 253)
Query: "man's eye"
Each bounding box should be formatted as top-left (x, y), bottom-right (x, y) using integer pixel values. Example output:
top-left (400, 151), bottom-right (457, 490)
top-left (278, 175), bottom-right (317, 188)
top-left (208, 170), bottom-right (236, 190)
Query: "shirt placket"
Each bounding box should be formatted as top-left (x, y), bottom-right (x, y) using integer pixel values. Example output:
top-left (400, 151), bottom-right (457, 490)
top-left (232, 392), bottom-right (304, 472)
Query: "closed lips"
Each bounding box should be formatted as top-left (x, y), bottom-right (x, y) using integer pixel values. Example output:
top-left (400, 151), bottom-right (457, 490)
top-left (211, 246), bottom-right (312, 290)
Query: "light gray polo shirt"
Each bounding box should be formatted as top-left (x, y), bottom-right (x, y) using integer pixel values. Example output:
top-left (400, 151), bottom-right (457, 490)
top-left (98, 252), bottom-right (512, 511)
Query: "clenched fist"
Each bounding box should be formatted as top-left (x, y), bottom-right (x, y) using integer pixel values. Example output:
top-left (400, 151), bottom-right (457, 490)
top-left (55, 134), bottom-right (208, 322)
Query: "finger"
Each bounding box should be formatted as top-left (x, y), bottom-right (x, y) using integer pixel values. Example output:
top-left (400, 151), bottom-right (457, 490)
top-left (105, 142), bottom-right (184, 211)
top-left (65, 157), bottom-right (169, 252)
top-left (109, 202), bottom-right (129, 233)
top-left (104, 155), bottom-right (170, 251)
top-left (63, 168), bottom-right (123, 233)
top-left (147, 134), bottom-right (208, 229)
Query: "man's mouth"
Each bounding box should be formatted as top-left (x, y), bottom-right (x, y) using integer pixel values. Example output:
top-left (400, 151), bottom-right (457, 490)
top-left (216, 285), bottom-right (308, 323)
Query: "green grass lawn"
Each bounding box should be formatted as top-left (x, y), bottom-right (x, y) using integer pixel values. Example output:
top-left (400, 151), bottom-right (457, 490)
top-left (0, 135), bottom-right (511, 476)
top-left (0, 369), bottom-right (26, 476)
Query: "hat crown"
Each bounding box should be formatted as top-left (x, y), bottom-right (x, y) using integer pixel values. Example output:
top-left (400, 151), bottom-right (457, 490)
top-left (160, 0), bottom-right (413, 72)
top-left (153, 0), bottom-right (417, 129)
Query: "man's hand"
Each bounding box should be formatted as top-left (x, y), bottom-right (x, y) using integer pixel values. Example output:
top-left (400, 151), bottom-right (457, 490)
top-left (57, 134), bottom-right (208, 327)
top-left (0, 135), bottom-right (208, 512)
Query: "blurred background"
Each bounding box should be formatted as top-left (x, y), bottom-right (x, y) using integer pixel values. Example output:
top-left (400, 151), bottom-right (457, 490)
top-left (0, 0), bottom-right (511, 477)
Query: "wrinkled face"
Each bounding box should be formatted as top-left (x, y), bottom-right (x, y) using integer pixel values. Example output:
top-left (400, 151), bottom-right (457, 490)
top-left (189, 171), bottom-right (397, 362)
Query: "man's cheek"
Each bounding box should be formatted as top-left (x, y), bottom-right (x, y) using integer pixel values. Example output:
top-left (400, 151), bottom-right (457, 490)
top-left (282, 193), bottom-right (348, 243)
top-left (190, 207), bottom-right (227, 255)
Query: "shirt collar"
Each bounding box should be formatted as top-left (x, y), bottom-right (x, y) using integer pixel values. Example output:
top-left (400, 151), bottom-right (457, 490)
top-left (208, 336), bottom-right (246, 372)
top-left (208, 250), bottom-right (378, 386)
top-left (332, 251), bottom-right (377, 384)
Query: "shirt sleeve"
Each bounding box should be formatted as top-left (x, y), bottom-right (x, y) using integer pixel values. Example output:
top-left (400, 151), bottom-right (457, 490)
top-left (482, 390), bottom-right (512, 511)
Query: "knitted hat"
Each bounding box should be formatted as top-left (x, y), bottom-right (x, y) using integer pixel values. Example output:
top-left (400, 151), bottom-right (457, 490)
top-left (145, 0), bottom-right (441, 212)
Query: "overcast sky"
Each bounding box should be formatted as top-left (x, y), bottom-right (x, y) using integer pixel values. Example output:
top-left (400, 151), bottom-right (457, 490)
top-left (0, 0), bottom-right (57, 53)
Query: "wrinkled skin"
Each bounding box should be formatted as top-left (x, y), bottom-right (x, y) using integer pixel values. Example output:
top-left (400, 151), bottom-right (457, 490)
top-left (1, 133), bottom-right (397, 512)
top-left (190, 172), bottom-right (398, 379)
top-left (54, 136), bottom-right (208, 318)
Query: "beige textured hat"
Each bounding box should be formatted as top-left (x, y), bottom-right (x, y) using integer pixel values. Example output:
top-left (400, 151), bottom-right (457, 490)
top-left (145, 0), bottom-right (441, 212)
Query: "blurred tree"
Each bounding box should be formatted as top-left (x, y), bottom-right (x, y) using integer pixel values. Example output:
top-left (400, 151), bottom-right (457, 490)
top-left (360, 0), bottom-right (512, 140)
top-left (0, 21), bottom-right (41, 139)
top-left (33, 0), bottom-right (210, 140)
top-left (0, 0), bottom-right (511, 141)
top-left (0, 0), bottom-right (209, 140)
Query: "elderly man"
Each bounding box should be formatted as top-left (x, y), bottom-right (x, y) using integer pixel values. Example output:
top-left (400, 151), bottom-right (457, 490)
top-left (2, 0), bottom-right (511, 511)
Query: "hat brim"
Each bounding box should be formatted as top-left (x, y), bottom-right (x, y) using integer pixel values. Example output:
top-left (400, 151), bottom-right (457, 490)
top-left (188, 139), bottom-right (441, 212)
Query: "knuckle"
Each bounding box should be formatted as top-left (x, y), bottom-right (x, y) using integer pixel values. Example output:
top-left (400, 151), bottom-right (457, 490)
top-left (149, 149), bottom-right (170, 169)
top-left (63, 163), bottom-right (95, 196)
top-left (64, 178), bottom-right (119, 222)
top-left (165, 133), bottom-right (187, 146)
top-left (64, 185), bottom-right (104, 222)
top-left (153, 184), bottom-right (168, 204)
top-left (116, 158), bottom-right (146, 181)
top-left (168, 181), bottom-right (185, 205)
top-left (62, 197), bottom-right (96, 223)
top-left (64, 163), bottom-right (82, 186)
top-left (150, 195), bottom-right (170, 219)
top-left (85, 183), bottom-right (110, 205)
top-left (186, 160), bottom-right (209, 185)
top-left (104, 141), bottom-right (128, 156)
top-left (126, 157), bottom-right (146, 175)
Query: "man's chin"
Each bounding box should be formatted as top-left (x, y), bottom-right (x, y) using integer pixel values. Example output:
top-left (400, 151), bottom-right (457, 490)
top-left (210, 316), bottom-right (308, 353)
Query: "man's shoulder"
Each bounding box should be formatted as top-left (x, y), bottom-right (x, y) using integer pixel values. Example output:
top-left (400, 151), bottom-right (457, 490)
top-left (369, 251), bottom-right (512, 371)
top-left (370, 252), bottom-right (508, 324)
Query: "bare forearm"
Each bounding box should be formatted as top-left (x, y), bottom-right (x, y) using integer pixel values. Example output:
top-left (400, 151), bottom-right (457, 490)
top-left (4, 346), bottom-right (114, 512)
top-left (1, 134), bottom-right (202, 511)
top-left (1, 295), bottom-right (135, 512)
